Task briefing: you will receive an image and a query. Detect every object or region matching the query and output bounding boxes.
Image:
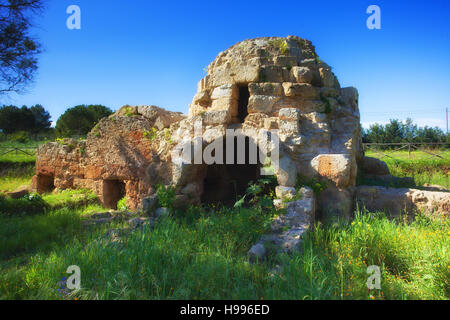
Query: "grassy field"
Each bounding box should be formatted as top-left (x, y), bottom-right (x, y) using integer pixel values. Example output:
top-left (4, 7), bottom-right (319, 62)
top-left (0, 141), bottom-right (38, 192)
top-left (0, 141), bottom-right (38, 163)
top-left (365, 150), bottom-right (449, 188)
top-left (0, 201), bottom-right (448, 300)
top-left (0, 146), bottom-right (448, 300)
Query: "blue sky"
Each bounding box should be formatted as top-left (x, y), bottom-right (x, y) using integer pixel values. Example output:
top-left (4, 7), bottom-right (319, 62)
top-left (3, 0), bottom-right (450, 130)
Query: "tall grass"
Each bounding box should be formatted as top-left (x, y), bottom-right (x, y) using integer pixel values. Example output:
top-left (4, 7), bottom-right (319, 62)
top-left (364, 150), bottom-right (449, 188)
top-left (383, 158), bottom-right (449, 188)
top-left (0, 207), bottom-right (83, 261)
top-left (1, 206), bottom-right (448, 300)
top-left (0, 161), bottom-right (35, 192)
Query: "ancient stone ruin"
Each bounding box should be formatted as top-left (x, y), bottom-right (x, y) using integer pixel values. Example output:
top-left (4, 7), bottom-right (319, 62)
top-left (32, 36), bottom-right (448, 232)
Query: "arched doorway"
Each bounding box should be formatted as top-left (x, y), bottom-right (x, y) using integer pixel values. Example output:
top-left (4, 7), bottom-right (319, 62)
top-left (201, 135), bottom-right (261, 206)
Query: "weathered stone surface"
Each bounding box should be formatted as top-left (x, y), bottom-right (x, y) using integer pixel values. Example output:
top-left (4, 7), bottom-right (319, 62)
top-left (360, 157), bottom-right (390, 176)
top-left (278, 108), bottom-right (300, 121)
top-left (248, 243), bottom-right (266, 262)
top-left (128, 217), bottom-right (151, 229)
top-left (356, 186), bottom-right (450, 218)
top-left (142, 194), bottom-right (158, 214)
top-left (248, 95), bottom-right (280, 113)
top-left (282, 83), bottom-right (319, 99)
top-left (311, 154), bottom-right (354, 188)
top-left (291, 66), bottom-right (314, 83)
top-left (136, 105), bottom-right (185, 130)
top-left (248, 187), bottom-right (315, 261)
top-left (319, 66), bottom-right (340, 88)
top-left (193, 90), bottom-right (210, 106)
top-left (275, 186), bottom-right (296, 200)
top-left (7, 185), bottom-right (29, 199)
top-left (248, 83), bottom-right (282, 96)
top-left (275, 156), bottom-right (297, 187)
top-left (318, 186), bottom-right (354, 220)
top-left (203, 110), bottom-right (231, 125)
top-left (211, 84), bottom-right (238, 100)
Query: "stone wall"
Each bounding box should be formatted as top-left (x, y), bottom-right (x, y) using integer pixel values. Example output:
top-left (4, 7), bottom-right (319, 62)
top-left (33, 36), bottom-right (364, 217)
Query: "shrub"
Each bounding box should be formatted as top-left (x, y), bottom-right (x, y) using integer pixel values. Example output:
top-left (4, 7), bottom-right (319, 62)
top-left (9, 131), bottom-right (30, 143)
top-left (143, 128), bottom-right (158, 141)
top-left (156, 184), bottom-right (176, 209)
top-left (296, 174), bottom-right (327, 195)
top-left (117, 197), bottom-right (128, 211)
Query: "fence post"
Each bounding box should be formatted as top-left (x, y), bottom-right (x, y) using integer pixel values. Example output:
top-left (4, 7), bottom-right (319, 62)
top-left (408, 143), bottom-right (411, 160)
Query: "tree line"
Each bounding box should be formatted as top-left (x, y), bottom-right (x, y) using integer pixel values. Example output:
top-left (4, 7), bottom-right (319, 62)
top-left (0, 104), bottom-right (112, 142)
top-left (362, 118), bottom-right (449, 144)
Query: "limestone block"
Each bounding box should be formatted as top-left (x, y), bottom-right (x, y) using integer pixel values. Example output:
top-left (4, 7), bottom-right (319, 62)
top-left (311, 154), bottom-right (353, 188)
top-left (283, 83), bottom-right (320, 99)
top-left (273, 56), bottom-right (298, 68)
top-left (279, 108), bottom-right (301, 121)
top-left (211, 84), bottom-right (238, 100)
top-left (356, 186), bottom-right (450, 218)
top-left (211, 97), bottom-right (238, 115)
top-left (264, 117), bottom-right (279, 130)
top-left (320, 87), bottom-right (340, 98)
top-left (259, 65), bottom-right (284, 82)
top-left (193, 90), bottom-right (210, 106)
top-left (244, 113), bottom-right (269, 128)
top-left (275, 186), bottom-right (296, 200)
top-left (275, 156), bottom-right (297, 187)
top-left (319, 67), bottom-right (340, 88)
top-left (299, 58), bottom-right (317, 69)
top-left (279, 120), bottom-right (300, 135)
top-left (340, 87), bottom-right (359, 112)
top-left (248, 95), bottom-right (280, 113)
top-left (248, 82), bottom-right (282, 96)
top-left (318, 187), bottom-right (354, 220)
top-left (203, 110), bottom-right (231, 125)
top-left (291, 66), bottom-right (314, 83)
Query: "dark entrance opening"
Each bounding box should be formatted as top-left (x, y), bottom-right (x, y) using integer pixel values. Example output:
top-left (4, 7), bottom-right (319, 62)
top-left (201, 136), bottom-right (261, 207)
top-left (237, 85), bottom-right (249, 123)
top-left (36, 174), bottom-right (55, 194)
top-left (103, 180), bottom-right (126, 209)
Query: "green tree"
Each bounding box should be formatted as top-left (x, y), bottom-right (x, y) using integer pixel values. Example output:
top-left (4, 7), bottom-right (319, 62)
top-left (0, 0), bottom-right (44, 96)
top-left (402, 118), bottom-right (417, 142)
top-left (55, 104), bottom-right (112, 137)
top-left (384, 119), bottom-right (404, 143)
top-left (363, 118), bottom-right (448, 144)
top-left (365, 123), bottom-right (386, 143)
top-left (29, 104), bottom-right (51, 133)
top-left (0, 104), bottom-right (34, 133)
top-left (416, 126), bottom-right (446, 143)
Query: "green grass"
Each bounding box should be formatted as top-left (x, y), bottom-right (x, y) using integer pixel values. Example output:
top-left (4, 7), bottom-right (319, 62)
top-left (42, 189), bottom-right (99, 209)
top-left (365, 149), bottom-right (450, 161)
top-left (0, 207), bottom-right (83, 261)
top-left (0, 189), bottom-right (100, 216)
top-left (0, 204), bottom-right (448, 300)
top-left (365, 150), bottom-right (449, 188)
top-left (0, 141), bottom-right (40, 163)
top-left (0, 161), bottom-right (35, 192)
